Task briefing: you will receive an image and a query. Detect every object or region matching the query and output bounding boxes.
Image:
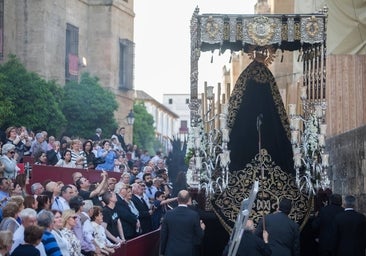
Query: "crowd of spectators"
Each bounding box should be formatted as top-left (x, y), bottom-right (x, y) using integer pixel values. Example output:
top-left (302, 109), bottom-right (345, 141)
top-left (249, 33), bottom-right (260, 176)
top-left (0, 126), bottom-right (183, 256)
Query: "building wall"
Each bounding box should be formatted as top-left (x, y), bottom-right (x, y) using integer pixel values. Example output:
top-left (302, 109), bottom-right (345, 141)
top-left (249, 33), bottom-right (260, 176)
top-left (326, 55), bottom-right (366, 136)
top-left (2, 0), bottom-right (135, 141)
top-left (143, 100), bottom-right (178, 154)
top-left (163, 94), bottom-right (190, 136)
top-left (326, 125), bottom-right (366, 215)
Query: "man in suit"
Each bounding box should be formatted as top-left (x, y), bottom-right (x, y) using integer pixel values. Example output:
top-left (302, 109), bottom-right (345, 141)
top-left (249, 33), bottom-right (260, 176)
top-left (160, 190), bottom-right (205, 256)
top-left (115, 183), bottom-right (139, 240)
top-left (131, 183), bottom-right (153, 234)
top-left (255, 198), bottom-right (300, 256)
top-left (117, 127), bottom-right (127, 152)
top-left (312, 193), bottom-right (344, 256)
top-left (332, 195), bottom-right (366, 256)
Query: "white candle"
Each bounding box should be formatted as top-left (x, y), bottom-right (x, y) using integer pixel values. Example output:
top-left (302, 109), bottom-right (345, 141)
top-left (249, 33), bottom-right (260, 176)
top-left (290, 118), bottom-right (300, 130)
top-left (320, 124), bottom-right (327, 135)
top-left (293, 153), bottom-right (302, 168)
top-left (193, 127), bottom-right (200, 138)
top-left (288, 104), bottom-right (296, 116)
top-left (222, 128), bottom-right (229, 142)
top-left (220, 117), bottom-right (227, 129)
top-left (300, 86), bottom-right (307, 100)
top-left (291, 131), bottom-right (299, 144)
top-left (195, 138), bottom-right (201, 148)
top-left (318, 134), bottom-right (325, 147)
top-left (293, 147), bottom-right (300, 155)
top-left (195, 156), bottom-right (202, 170)
top-left (321, 154), bottom-right (329, 167)
top-left (290, 119), bottom-right (295, 130)
top-left (220, 150), bottom-right (231, 167)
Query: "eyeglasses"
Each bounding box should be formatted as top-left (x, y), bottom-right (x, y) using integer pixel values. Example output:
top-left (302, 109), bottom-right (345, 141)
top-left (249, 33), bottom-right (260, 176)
top-left (9, 151), bottom-right (15, 154)
top-left (70, 216), bottom-right (78, 220)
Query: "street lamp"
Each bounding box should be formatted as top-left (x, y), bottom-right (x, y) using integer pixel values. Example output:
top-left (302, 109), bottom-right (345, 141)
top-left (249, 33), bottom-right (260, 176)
top-left (126, 109), bottom-right (135, 125)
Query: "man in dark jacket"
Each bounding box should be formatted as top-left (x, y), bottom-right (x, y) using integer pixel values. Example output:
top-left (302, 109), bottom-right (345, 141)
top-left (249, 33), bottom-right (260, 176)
top-left (312, 193), bottom-right (344, 256)
top-left (255, 198), bottom-right (300, 256)
top-left (160, 190), bottom-right (205, 256)
top-left (332, 195), bottom-right (366, 256)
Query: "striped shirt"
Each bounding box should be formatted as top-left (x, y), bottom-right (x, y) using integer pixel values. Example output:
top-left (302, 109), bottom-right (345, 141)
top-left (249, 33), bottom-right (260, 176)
top-left (42, 230), bottom-right (62, 256)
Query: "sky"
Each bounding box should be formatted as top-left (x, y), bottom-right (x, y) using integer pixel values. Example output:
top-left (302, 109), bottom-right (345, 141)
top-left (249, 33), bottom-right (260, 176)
top-left (134, 0), bottom-right (256, 102)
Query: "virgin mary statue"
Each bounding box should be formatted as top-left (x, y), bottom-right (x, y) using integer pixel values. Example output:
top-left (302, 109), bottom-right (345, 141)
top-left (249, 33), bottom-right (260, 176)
top-left (211, 56), bottom-right (310, 232)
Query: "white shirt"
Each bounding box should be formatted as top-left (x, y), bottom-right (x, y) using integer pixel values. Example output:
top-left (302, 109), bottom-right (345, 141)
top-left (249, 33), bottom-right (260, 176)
top-left (51, 229), bottom-right (70, 256)
top-left (11, 225), bottom-right (47, 256)
top-left (91, 221), bottom-right (115, 249)
top-left (51, 196), bottom-right (70, 212)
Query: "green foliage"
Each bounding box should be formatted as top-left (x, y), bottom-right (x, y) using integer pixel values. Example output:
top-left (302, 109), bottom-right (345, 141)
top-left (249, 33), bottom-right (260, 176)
top-left (0, 55), bottom-right (66, 135)
top-left (185, 147), bottom-right (195, 165)
top-left (133, 102), bottom-right (155, 154)
top-left (62, 72), bottom-right (118, 139)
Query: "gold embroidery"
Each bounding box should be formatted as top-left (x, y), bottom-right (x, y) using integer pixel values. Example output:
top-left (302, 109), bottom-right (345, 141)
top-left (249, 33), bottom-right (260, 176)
top-left (212, 149), bottom-right (311, 233)
top-left (206, 16), bottom-right (220, 39)
top-left (306, 16), bottom-right (320, 38)
top-left (247, 17), bottom-right (277, 46)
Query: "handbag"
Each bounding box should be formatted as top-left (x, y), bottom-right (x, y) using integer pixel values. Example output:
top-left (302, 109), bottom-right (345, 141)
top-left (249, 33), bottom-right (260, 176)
top-left (93, 157), bottom-right (105, 165)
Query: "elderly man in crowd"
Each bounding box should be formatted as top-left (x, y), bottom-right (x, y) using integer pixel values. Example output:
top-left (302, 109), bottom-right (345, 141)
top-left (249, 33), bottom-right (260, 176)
top-left (11, 208), bottom-right (47, 256)
top-left (51, 185), bottom-right (74, 212)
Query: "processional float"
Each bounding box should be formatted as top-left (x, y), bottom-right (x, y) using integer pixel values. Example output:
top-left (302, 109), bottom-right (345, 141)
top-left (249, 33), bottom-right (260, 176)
top-left (187, 6), bottom-right (330, 236)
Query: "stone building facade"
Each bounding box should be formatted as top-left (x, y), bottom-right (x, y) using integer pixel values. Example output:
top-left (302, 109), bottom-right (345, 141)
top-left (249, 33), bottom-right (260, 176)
top-left (326, 126), bottom-right (366, 214)
top-left (0, 0), bottom-right (135, 141)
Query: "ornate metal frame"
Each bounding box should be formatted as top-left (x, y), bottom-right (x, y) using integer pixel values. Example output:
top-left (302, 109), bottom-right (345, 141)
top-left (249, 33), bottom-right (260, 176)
top-left (190, 6), bottom-right (328, 121)
top-left (189, 7), bottom-right (329, 231)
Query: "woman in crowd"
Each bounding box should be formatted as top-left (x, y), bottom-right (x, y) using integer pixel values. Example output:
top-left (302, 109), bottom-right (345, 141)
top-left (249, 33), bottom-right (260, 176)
top-left (36, 194), bottom-right (51, 213)
top-left (33, 151), bottom-right (48, 165)
top-left (61, 209), bottom-right (82, 256)
top-left (91, 206), bottom-right (118, 255)
top-left (10, 181), bottom-right (23, 197)
top-left (95, 140), bottom-right (118, 172)
top-left (55, 150), bottom-right (76, 168)
top-left (14, 173), bottom-right (29, 197)
top-left (83, 140), bottom-right (96, 169)
top-left (23, 195), bottom-right (38, 210)
top-left (59, 139), bottom-right (69, 159)
top-left (51, 210), bottom-right (70, 256)
top-left (70, 139), bottom-right (87, 169)
top-left (0, 144), bottom-right (20, 179)
top-left (110, 135), bottom-right (122, 152)
top-left (0, 202), bottom-right (20, 233)
top-left (0, 230), bottom-right (13, 256)
top-left (5, 126), bottom-right (26, 163)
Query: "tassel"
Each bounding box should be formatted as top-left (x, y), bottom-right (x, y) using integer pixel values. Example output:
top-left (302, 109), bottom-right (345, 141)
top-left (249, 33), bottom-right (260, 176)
top-left (297, 49), bottom-right (302, 62)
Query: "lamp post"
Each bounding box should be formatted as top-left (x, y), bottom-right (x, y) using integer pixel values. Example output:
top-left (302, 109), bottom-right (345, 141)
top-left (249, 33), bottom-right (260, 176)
top-left (126, 109), bottom-right (135, 125)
